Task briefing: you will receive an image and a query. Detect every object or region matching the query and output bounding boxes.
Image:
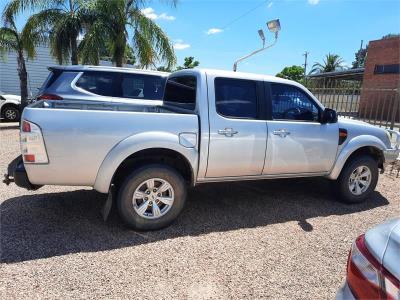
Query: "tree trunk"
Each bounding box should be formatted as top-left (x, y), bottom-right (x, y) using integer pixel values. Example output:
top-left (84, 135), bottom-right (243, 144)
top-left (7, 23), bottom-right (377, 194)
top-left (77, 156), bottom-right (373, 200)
top-left (115, 55), bottom-right (123, 68)
top-left (114, 37), bottom-right (126, 67)
top-left (17, 50), bottom-right (29, 109)
top-left (71, 37), bottom-right (79, 65)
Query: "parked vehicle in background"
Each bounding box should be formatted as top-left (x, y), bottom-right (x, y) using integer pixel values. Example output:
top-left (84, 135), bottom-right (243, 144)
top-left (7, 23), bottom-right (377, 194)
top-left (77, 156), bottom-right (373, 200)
top-left (0, 91), bottom-right (21, 122)
top-left (36, 66), bottom-right (169, 105)
top-left (4, 69), bottom-right (400, 230)
top-left (336, 218), bottom-right (400, 300)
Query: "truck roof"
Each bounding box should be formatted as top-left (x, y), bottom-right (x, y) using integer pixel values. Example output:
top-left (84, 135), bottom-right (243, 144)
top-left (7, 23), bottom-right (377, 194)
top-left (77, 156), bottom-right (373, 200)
top-left (171, 68), bottom-right (305, 88)
top-left (47, 65), bottom-right (170, 77)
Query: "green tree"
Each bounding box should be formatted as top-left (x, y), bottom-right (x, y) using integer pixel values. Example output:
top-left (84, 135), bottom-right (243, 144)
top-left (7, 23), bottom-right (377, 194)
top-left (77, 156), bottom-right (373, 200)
top-left (8, 0), bottom-right (93, 65)
top-left (99, 42), bottom-right (136, 66)
top-left (382, 33), bottom-right (400, 39)
top-left (276, 65), bottom-right (304, 82)
top-left (176, 56), bottom-right (199, 70)
top-left (157, 56), bottom-right (200, 72)
top-left (0, 4), bottom-right (44, 107)
top-left (80, 0), bottom-right (176, 68)
top-left (310, 53), bottom-right (344, 74)
top-left (352, 46), bottom-right (368, 69)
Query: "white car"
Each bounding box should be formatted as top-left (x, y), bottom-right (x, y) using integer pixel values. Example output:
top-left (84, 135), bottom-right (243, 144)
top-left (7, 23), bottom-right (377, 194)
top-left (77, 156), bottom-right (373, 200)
top-left (0, 91), bottom-right (21, 122)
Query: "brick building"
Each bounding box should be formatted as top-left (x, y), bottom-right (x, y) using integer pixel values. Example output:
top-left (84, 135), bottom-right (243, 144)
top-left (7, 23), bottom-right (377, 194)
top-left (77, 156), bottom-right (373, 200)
top-left (359, 37), bottom-right (400, 123)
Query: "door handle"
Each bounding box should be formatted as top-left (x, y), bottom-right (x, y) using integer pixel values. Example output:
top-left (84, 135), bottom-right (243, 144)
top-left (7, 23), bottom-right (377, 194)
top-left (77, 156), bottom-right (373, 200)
top-left (218, 128), bottom-right (238, 137)
top-left (273, 129), bottom-right (291, 138)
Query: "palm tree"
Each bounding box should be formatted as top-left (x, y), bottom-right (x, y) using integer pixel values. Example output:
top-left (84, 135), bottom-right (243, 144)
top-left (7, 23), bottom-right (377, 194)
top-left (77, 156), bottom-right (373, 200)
top-left (310, 53), bottom-right (345, 74)
top-left (79, 0), bottom-right (176, 68)
top-left (7, 0), bottom-right (93, 65)
top-left (0, 4), bottom-right (44, 107)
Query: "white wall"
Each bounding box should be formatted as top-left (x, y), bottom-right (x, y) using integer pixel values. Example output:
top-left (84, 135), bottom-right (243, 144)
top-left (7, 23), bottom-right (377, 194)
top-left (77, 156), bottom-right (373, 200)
top-left (0, 45), bottom-right (136, 96)
top-left (0, 45), bottom-right (60, 96)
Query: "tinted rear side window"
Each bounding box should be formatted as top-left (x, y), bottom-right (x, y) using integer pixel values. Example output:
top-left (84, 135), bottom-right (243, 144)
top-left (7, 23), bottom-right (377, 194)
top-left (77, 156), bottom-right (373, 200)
top-left (121, 74), bottom-right (165, 100)
top-left (215, 78), bottom-right (258, 119)
top-left (40, 69), bottom-right (62, 90)
top-left (164, 76), bottom-right (196, 110)
top-left (76, 72), bottom-right (119, 97)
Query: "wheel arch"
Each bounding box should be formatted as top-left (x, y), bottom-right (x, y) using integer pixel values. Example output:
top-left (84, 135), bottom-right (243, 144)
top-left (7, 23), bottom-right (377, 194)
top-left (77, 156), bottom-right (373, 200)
top-left (328, 135), bottom-right (386, 180)
top-left (111, 148), bottom-right (195, 190)
top-left (93, 132), bottom-right (198, 193)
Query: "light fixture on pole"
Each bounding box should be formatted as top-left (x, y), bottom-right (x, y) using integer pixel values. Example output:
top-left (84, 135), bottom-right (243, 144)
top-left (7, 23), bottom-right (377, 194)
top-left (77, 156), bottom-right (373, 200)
top-left (233, 19), bottom-right (281, 72)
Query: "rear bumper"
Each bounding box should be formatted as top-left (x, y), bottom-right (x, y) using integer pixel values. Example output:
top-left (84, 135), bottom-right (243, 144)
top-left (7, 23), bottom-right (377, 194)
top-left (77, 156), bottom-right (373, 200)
top-left (336, 281), bottom-right (355, 300)
top-left (3, 155), bottom-right (42, 190)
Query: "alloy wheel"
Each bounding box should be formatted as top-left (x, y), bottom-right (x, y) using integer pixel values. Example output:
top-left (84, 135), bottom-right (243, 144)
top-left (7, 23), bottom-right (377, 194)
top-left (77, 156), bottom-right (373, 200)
top-left (348, 166), bottom-right (372, 196)
top-left (132, 178), bottom-right (174, 219)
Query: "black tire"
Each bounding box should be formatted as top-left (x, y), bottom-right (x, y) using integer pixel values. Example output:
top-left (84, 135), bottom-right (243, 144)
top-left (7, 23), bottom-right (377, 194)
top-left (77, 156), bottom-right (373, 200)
top-left (2, 105), bottom-right (20, 122)
top-left (117, 164), bottom-right (187, 230)
top-left (334, 155), bottom-right (379, 204)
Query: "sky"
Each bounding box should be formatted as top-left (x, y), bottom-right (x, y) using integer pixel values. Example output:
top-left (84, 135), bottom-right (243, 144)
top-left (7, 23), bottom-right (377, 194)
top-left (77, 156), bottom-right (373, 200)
top-left (2, 0), bottom-right (400, 75)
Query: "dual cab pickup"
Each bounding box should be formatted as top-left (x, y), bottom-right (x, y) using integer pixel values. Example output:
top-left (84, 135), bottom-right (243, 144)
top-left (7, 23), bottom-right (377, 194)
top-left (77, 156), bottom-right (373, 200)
top-left (4, 69), bottom-right (400, 230)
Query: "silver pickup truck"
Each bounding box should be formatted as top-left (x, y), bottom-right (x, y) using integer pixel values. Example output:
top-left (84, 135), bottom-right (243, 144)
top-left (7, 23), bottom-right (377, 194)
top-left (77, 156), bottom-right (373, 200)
top-left (4, 69), bottom-right (400, 230)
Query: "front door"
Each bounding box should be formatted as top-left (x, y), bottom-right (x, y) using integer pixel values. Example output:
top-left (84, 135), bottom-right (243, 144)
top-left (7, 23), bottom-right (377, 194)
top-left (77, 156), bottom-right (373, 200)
top-left (263, 83), bottom-right (338, 175)
top-left (206, 76), bottom-right (267, 178)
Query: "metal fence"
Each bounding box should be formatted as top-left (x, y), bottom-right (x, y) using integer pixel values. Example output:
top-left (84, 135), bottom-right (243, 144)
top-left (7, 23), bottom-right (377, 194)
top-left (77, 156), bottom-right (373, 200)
top-left (308, 85), bottom-right (400, 130)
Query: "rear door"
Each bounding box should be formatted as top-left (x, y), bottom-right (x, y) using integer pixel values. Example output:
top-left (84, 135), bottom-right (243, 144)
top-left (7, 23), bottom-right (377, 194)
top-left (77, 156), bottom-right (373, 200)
top-left (263, 82), bottom-right (338, 175)
top-left (206, 75), bottom-right (267, 178)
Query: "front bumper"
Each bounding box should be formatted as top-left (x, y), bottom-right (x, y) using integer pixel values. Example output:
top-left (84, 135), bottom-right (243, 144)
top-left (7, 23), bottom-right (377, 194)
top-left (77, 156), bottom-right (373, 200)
top-left (384, 129), bottom-right (400, 163)
top-left (384, 148), bottom-right (400, 163)
top-left (3, 155), bottom-right (42, 190)
top-left (336, 281), bottom-right (355, 300)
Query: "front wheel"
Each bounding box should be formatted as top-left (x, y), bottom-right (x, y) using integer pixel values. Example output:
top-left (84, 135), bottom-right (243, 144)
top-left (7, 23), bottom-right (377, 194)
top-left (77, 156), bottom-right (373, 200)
top-left (334, 155), bottom-right (379, 204)
top-left (117, 164), bottom-right (187, 230)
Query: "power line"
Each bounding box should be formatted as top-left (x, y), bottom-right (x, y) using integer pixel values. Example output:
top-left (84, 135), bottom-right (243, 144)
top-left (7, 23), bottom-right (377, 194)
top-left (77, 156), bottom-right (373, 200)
top-left (220, 0), bottom-right (270, 30)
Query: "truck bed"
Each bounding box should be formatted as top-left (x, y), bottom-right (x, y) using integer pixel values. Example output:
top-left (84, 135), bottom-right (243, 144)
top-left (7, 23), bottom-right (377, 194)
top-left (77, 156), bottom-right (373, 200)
top-left (23, 100), bottom-right (199, 188)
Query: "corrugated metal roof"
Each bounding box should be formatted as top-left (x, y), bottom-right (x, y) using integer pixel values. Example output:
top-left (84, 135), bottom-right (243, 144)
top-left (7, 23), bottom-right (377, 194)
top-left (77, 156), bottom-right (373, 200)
top-left (307, 68), bottom-right (365, 80)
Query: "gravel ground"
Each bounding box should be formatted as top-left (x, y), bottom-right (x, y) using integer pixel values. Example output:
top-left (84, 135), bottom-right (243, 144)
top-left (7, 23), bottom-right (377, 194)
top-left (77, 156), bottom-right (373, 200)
top-left (1, 122), bottom-right (399, 299)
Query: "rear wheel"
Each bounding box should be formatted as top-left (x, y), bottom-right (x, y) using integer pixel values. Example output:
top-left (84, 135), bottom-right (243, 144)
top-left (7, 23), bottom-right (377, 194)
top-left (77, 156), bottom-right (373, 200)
top-left (117, 164), bottom-right (186, 230)
top-left (334, 155), bottom-right (379, 204)
top-left (2, 105), bottom-right (20, 122)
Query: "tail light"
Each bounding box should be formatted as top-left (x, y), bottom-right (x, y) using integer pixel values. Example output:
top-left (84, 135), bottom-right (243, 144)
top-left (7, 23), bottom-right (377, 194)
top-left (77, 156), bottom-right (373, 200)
top-left (347, 234), bottom-right (399, 300)
top-left (37, 93), bottom-right (63, 100)
top-left (20, 120), bottom-right (49, 164)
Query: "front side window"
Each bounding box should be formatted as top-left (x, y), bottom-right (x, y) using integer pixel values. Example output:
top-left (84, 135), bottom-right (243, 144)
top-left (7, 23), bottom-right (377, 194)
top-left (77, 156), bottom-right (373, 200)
top-left (163, 76), bottom-right (196, 110)
top-left (76, 71), bottom-right (119, 97)
top-left (215, 78), bottom-right (258, 119)
top-left (270, 83), bottom-right (320, 122)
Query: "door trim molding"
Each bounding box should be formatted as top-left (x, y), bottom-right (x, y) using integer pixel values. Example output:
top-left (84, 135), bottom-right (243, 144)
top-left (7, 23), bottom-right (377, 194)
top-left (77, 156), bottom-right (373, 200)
top-left (197, 171), bottom-right (329, 183)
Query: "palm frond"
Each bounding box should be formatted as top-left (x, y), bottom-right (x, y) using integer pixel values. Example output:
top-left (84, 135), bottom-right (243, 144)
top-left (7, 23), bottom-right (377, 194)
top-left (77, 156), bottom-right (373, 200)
top-left (129, 8), bottom-right (176, 68)
top-left (78, 20), bottom-right (108, 65)
top-left (0, 27), bottom-right (19, 59)
top-left (2, 0), bottom-right (61, 22)
top-left (21, 8), bottom-right (63, 58)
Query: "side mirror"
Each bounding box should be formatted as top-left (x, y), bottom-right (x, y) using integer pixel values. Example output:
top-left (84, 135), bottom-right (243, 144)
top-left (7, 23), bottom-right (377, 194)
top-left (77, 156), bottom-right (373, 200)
top-left (321, 108), bottom-right (338, 124)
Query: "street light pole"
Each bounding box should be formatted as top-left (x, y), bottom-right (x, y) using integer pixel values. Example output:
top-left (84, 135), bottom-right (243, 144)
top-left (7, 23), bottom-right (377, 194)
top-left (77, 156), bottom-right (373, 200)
top-left (233, 19), bottom-right (281, 72)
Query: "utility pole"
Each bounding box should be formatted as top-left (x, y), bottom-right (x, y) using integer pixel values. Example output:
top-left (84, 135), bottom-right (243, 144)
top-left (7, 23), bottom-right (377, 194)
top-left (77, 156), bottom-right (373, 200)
top-left (357, 40), bottom-right (363, 67)
top-left (303, 51), bottom-right (309, 84)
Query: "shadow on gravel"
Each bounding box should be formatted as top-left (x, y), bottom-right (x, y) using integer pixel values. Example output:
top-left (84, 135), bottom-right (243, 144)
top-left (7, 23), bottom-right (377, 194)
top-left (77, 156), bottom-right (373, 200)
top-left (0, 124), bottom-right (19, 130)
top-left (1, 177), bottom-right (389, 263)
